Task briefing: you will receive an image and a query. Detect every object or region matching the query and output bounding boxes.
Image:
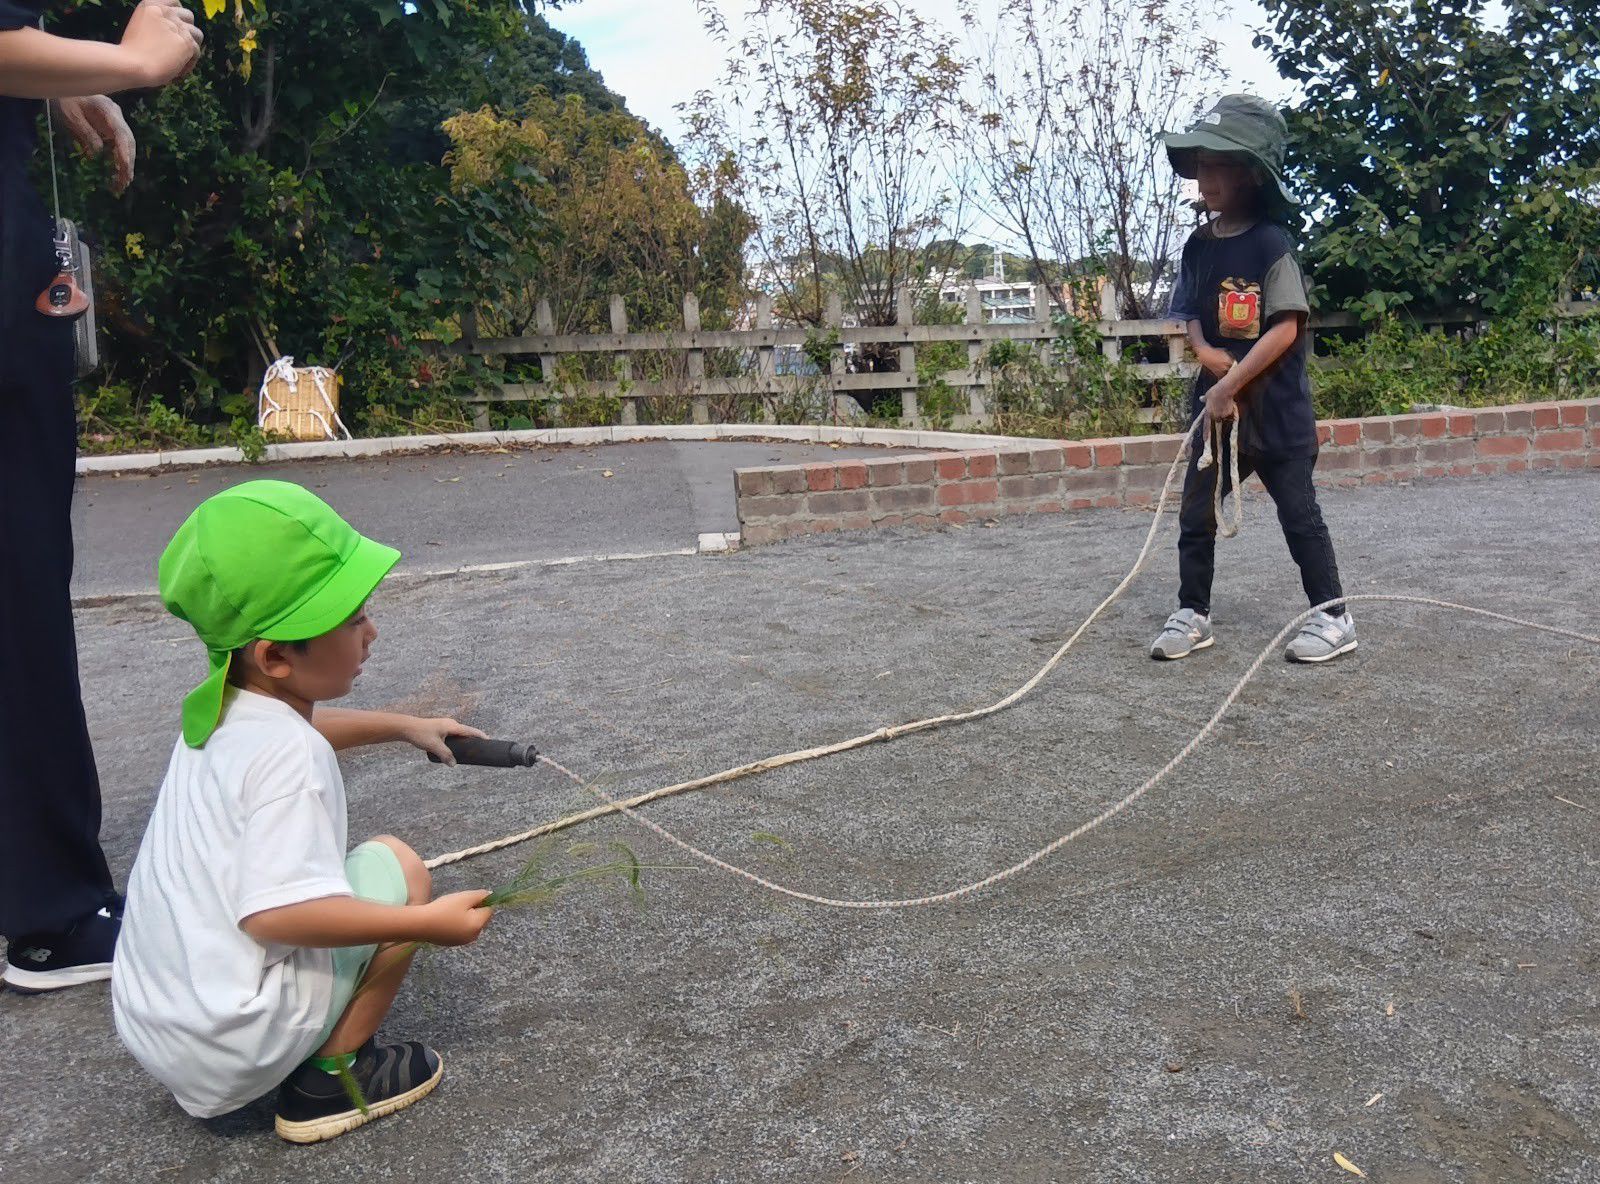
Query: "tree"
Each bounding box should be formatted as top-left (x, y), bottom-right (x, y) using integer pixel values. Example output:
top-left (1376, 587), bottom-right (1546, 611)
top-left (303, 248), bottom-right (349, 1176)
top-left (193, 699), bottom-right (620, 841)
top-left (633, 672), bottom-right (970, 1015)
top-left (684, 0), bottom-right (971, 348)
top-left (443, 92), bottom-right (751, 337)
top-left (46, 0), bottom-right (605, 422)
top-left (1256, 0), bottom-right (1600, 317)
top-left (961, 0), bottom-right (1222, 319)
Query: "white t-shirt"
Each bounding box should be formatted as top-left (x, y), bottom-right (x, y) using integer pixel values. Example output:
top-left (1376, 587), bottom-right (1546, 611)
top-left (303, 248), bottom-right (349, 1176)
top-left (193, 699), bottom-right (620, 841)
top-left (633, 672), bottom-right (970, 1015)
top-left (112, 688), bottom-right (355, 1118)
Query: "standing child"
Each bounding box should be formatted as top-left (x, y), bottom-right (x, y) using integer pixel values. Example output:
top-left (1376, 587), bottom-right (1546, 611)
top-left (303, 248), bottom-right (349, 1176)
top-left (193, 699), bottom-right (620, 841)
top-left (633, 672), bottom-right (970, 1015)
top-left (112, 480), bottom-right (496, 1142)
top-left (1150, 94), bottom-right (1356, 664)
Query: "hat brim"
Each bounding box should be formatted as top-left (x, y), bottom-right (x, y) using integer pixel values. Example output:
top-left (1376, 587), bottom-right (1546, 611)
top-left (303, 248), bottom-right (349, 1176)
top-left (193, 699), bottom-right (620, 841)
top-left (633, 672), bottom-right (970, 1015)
top-left (1163, 131), bottom-right (1299, 210)
top-left (262, 535), bottom-right (401, 642)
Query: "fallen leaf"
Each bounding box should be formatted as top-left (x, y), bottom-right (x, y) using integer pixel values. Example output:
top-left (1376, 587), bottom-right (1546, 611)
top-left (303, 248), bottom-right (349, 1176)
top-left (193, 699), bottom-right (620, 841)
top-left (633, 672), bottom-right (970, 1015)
top-left (602, 469), bottom-right (614, 478)
top-left (1334, 1152), bottom-right (1367, 1177)
top-left (1385, 1002), bottom-right (1396, 1016)
top-left (1165, 1060), bottom-right (1184, 1073)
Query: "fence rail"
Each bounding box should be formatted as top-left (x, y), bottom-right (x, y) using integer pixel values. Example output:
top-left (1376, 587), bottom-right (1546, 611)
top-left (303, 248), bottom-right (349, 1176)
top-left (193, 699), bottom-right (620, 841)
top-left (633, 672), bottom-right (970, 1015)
top-left (445, 290), bottom-right (1597, 431)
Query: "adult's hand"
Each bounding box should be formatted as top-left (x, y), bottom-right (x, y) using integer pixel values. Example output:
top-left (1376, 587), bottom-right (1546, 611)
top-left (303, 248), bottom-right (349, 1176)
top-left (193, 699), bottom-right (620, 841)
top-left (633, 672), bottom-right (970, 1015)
top-left (120, 0), bottom-right (202, 89)
top-left (55, 96), bottom-right (136, 194)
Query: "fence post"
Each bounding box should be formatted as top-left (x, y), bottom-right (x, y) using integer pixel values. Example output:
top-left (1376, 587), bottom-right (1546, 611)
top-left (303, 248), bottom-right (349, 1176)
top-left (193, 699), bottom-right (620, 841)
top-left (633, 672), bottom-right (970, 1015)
top-left (611, 294), bottom-right (636, 426)
top-left (897, 286), bottom-right (918, 423)
top-left (826, 291), bottom-right (846, 422)
top-left (683, 291), bottom-right (709, 425)
top-left (1556, 280), bottom-right (1572, 399)
top-left (1101, 320), bottom-right (1121, 365)
top-left (1034, 283), bottom-right (1054, 369)
top-left (460, 306), bottom-right (491, 430)
top-left (757, 293), bottom-right (777, 425)
top-left (537, 297), bottom-right (560, 426)
top-left (966, 286), bottom-right (985, 421)
top-left (1166, 323), bottom-right (1188, 376)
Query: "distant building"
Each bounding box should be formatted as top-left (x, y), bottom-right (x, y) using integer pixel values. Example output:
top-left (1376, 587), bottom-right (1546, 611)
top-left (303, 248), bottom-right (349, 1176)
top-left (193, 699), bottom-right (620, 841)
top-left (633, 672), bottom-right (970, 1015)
top-left (935, 248), bottom-right (1112, 323)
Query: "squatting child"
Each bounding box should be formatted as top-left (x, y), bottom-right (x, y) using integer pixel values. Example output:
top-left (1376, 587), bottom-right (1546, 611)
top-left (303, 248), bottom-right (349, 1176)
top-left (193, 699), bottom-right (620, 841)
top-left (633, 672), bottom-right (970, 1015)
top-left (112, 479), bottom-right (496, 1142)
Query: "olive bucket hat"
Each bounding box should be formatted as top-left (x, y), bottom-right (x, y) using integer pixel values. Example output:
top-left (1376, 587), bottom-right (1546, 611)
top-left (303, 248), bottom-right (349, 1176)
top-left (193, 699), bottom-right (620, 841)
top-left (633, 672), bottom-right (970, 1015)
top-left (158, 480), bottom-right (401, 748)
top-left (1163, 94), bottom-right (1298, 217)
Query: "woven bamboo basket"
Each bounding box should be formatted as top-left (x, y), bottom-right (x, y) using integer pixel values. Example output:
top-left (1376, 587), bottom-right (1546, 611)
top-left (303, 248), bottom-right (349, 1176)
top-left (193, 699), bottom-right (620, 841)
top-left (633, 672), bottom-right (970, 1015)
top-left (258, 359), bottom-right (351, 442)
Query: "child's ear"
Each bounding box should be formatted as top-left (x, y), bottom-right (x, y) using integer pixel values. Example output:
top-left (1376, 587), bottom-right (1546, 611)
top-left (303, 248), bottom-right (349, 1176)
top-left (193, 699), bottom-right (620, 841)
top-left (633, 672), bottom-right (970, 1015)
top-left (250, 639), bottom-right (297, 679)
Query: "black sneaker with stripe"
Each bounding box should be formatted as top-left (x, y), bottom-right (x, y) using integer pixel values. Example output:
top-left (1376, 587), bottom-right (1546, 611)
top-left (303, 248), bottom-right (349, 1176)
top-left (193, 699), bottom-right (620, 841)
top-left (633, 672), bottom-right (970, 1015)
top-left (2, 895), bottom-right (123, 993)
top-left (274, 1035), bottom-right (443, 1143)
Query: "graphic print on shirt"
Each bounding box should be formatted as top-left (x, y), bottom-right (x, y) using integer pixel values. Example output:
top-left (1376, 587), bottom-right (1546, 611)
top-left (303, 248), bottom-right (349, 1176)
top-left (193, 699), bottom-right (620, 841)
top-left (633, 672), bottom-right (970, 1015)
top-left (1217, 277), bottom-right (1262, 341)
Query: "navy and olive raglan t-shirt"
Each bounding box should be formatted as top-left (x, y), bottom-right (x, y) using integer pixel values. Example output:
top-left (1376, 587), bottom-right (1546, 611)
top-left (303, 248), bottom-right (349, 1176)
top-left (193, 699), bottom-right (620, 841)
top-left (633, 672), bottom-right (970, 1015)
top-left (1169, 219), bottom-right (1317, 458)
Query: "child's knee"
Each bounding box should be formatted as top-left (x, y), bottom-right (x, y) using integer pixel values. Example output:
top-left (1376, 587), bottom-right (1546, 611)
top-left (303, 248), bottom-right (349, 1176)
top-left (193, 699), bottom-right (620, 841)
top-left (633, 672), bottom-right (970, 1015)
top-left (369, 834), bottom-right (432, 903)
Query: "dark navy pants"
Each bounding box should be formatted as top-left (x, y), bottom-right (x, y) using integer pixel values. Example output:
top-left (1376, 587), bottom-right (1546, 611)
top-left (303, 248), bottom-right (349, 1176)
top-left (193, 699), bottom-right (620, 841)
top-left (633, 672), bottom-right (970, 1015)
top-left (1176, 436), bottom-right (1346, 618)
top-left (0, 122), bottom-right (114, 939)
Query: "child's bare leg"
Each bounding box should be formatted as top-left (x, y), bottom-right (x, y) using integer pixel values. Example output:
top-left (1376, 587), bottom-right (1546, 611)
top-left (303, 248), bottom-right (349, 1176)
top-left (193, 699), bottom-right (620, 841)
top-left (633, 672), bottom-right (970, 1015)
top-left (315, 835), bottom-right (430, 1057)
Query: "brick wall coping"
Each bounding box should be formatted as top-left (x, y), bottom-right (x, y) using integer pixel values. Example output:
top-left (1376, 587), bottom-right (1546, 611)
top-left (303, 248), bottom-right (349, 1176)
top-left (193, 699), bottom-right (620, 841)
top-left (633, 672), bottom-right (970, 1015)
top-left (735, 398), bottom-right (1600, 547)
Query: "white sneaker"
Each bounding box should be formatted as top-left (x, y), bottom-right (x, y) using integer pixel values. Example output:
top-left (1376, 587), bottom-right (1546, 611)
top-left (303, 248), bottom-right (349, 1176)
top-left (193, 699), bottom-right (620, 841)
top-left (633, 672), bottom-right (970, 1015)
top-left (1285, 611), bottom-right (1358, 663)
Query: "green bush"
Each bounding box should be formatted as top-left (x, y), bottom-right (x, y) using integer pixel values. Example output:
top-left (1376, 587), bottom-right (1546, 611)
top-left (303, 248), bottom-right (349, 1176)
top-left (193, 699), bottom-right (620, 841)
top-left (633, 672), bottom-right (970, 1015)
top-left (977, 319), bottom-right (1183, 440)
top-left (77, 383), bottom-right (279, 458)
top-left (1312, 312), bottom-right (1600, 419)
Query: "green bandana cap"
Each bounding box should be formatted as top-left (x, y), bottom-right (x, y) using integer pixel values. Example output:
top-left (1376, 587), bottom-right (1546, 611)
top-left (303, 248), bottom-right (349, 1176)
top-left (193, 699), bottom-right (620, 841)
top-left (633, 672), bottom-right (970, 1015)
top-left (157, 480), bottom-right (401, 747)
top-left (1162, 94), bottom-right (1299, 218)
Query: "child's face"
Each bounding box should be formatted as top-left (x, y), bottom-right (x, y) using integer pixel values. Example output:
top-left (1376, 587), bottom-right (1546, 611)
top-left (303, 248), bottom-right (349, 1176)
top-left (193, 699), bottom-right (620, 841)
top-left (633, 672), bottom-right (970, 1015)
top-left (1194, 152), bottom-right (1259, 217)
top-left (295, 602), bottom-right (379, 701)
top-left (244, 602), bottom-right (378, 704)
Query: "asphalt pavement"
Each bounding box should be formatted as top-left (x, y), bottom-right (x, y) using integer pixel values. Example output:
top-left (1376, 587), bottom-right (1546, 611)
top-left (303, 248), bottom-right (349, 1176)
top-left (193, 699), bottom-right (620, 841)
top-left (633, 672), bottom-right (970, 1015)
top-left (3, 457), bottom-right (1597, 1183)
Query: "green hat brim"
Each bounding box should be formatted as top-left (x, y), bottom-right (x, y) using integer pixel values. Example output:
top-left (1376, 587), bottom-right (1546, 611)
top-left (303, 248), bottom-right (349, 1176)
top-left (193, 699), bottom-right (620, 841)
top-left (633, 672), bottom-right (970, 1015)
top-left (1162, 130), bottom-right (1299, 211)
top-left (179, 535), bottom-right (400, 747)
top-left (263, 534), bottom-right (401, 641)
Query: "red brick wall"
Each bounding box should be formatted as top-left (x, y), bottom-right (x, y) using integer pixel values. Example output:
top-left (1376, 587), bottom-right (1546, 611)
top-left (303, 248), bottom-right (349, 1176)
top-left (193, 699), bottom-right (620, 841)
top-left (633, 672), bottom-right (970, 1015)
top-left (734, 398), bottom-right (1600, 547)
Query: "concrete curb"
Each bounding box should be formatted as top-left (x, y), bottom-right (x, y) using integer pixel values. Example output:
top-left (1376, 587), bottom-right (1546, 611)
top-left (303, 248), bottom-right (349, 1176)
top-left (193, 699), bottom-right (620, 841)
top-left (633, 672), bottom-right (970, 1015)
top-left (74, 422), bottom-right (993, 476)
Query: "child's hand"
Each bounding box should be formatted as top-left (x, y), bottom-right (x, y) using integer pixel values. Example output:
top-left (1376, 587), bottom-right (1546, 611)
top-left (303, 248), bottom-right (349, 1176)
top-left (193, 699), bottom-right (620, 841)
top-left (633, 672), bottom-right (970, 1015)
top-left (1198, 346), bottom-right (1235, 380)
top-left (400, 717), bottom-right (489, 764)
top-left (1204, 385), bottom-right (1238, 422)
top-left (417, 890), bottom-right (495, 946)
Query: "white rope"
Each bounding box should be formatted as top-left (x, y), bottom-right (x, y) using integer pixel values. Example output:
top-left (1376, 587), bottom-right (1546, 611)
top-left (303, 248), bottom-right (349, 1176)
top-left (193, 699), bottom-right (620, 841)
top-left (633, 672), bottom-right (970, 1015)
top-left (528, 596), bottom-right (1599, 908)
top-left (259, 356), bottom-right (352, 442)
top-left (423, 415), bottom-right (1600, 910)
top-left (426, 413), bottom-right (1215, 869)
top-left (1195, 410), bottom-right (1243, 538)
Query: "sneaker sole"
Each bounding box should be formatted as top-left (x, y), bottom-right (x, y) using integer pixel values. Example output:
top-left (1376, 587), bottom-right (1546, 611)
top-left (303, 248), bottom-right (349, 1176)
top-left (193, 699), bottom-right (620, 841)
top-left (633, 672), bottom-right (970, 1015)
top-left (1286, 638), bottom-right (1359, 664)
top-left (274, 1054), bottom-right (444, 1144)
top-left (1151, 635), bottom-right (1215, 661)
top-left (1, 961), bottom-right (113, 993)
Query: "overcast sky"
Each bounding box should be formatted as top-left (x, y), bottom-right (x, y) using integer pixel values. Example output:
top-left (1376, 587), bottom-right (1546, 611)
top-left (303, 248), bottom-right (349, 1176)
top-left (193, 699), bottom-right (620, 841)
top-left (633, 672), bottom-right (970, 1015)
top-left (548, 0), bottom-right (1293, 145)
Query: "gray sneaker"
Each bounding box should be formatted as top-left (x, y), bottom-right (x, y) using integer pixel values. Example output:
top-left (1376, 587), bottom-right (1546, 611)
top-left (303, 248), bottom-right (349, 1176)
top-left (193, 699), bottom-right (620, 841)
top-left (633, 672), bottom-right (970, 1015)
top-left (1285, 611), bottom-right (1358, 663)
top-left (1150, 608), bottom-right (1214, 660)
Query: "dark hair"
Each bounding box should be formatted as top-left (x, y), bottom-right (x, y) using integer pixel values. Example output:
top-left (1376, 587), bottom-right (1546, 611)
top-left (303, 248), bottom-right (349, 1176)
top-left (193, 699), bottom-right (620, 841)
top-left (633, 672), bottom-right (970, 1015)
top-left (227, 638), bottom-right (311, 686)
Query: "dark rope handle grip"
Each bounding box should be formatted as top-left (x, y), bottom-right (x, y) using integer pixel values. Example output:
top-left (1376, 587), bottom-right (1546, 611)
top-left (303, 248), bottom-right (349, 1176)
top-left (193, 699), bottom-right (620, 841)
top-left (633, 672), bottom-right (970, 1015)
top-left (428, 736), bottom-right (539, 767)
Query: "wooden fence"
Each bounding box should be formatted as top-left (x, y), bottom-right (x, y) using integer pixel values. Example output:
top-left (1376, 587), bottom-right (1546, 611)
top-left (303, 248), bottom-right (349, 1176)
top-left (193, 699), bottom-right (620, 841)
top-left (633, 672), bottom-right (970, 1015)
top-left (445, 289), bottom-right (1598, 431)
